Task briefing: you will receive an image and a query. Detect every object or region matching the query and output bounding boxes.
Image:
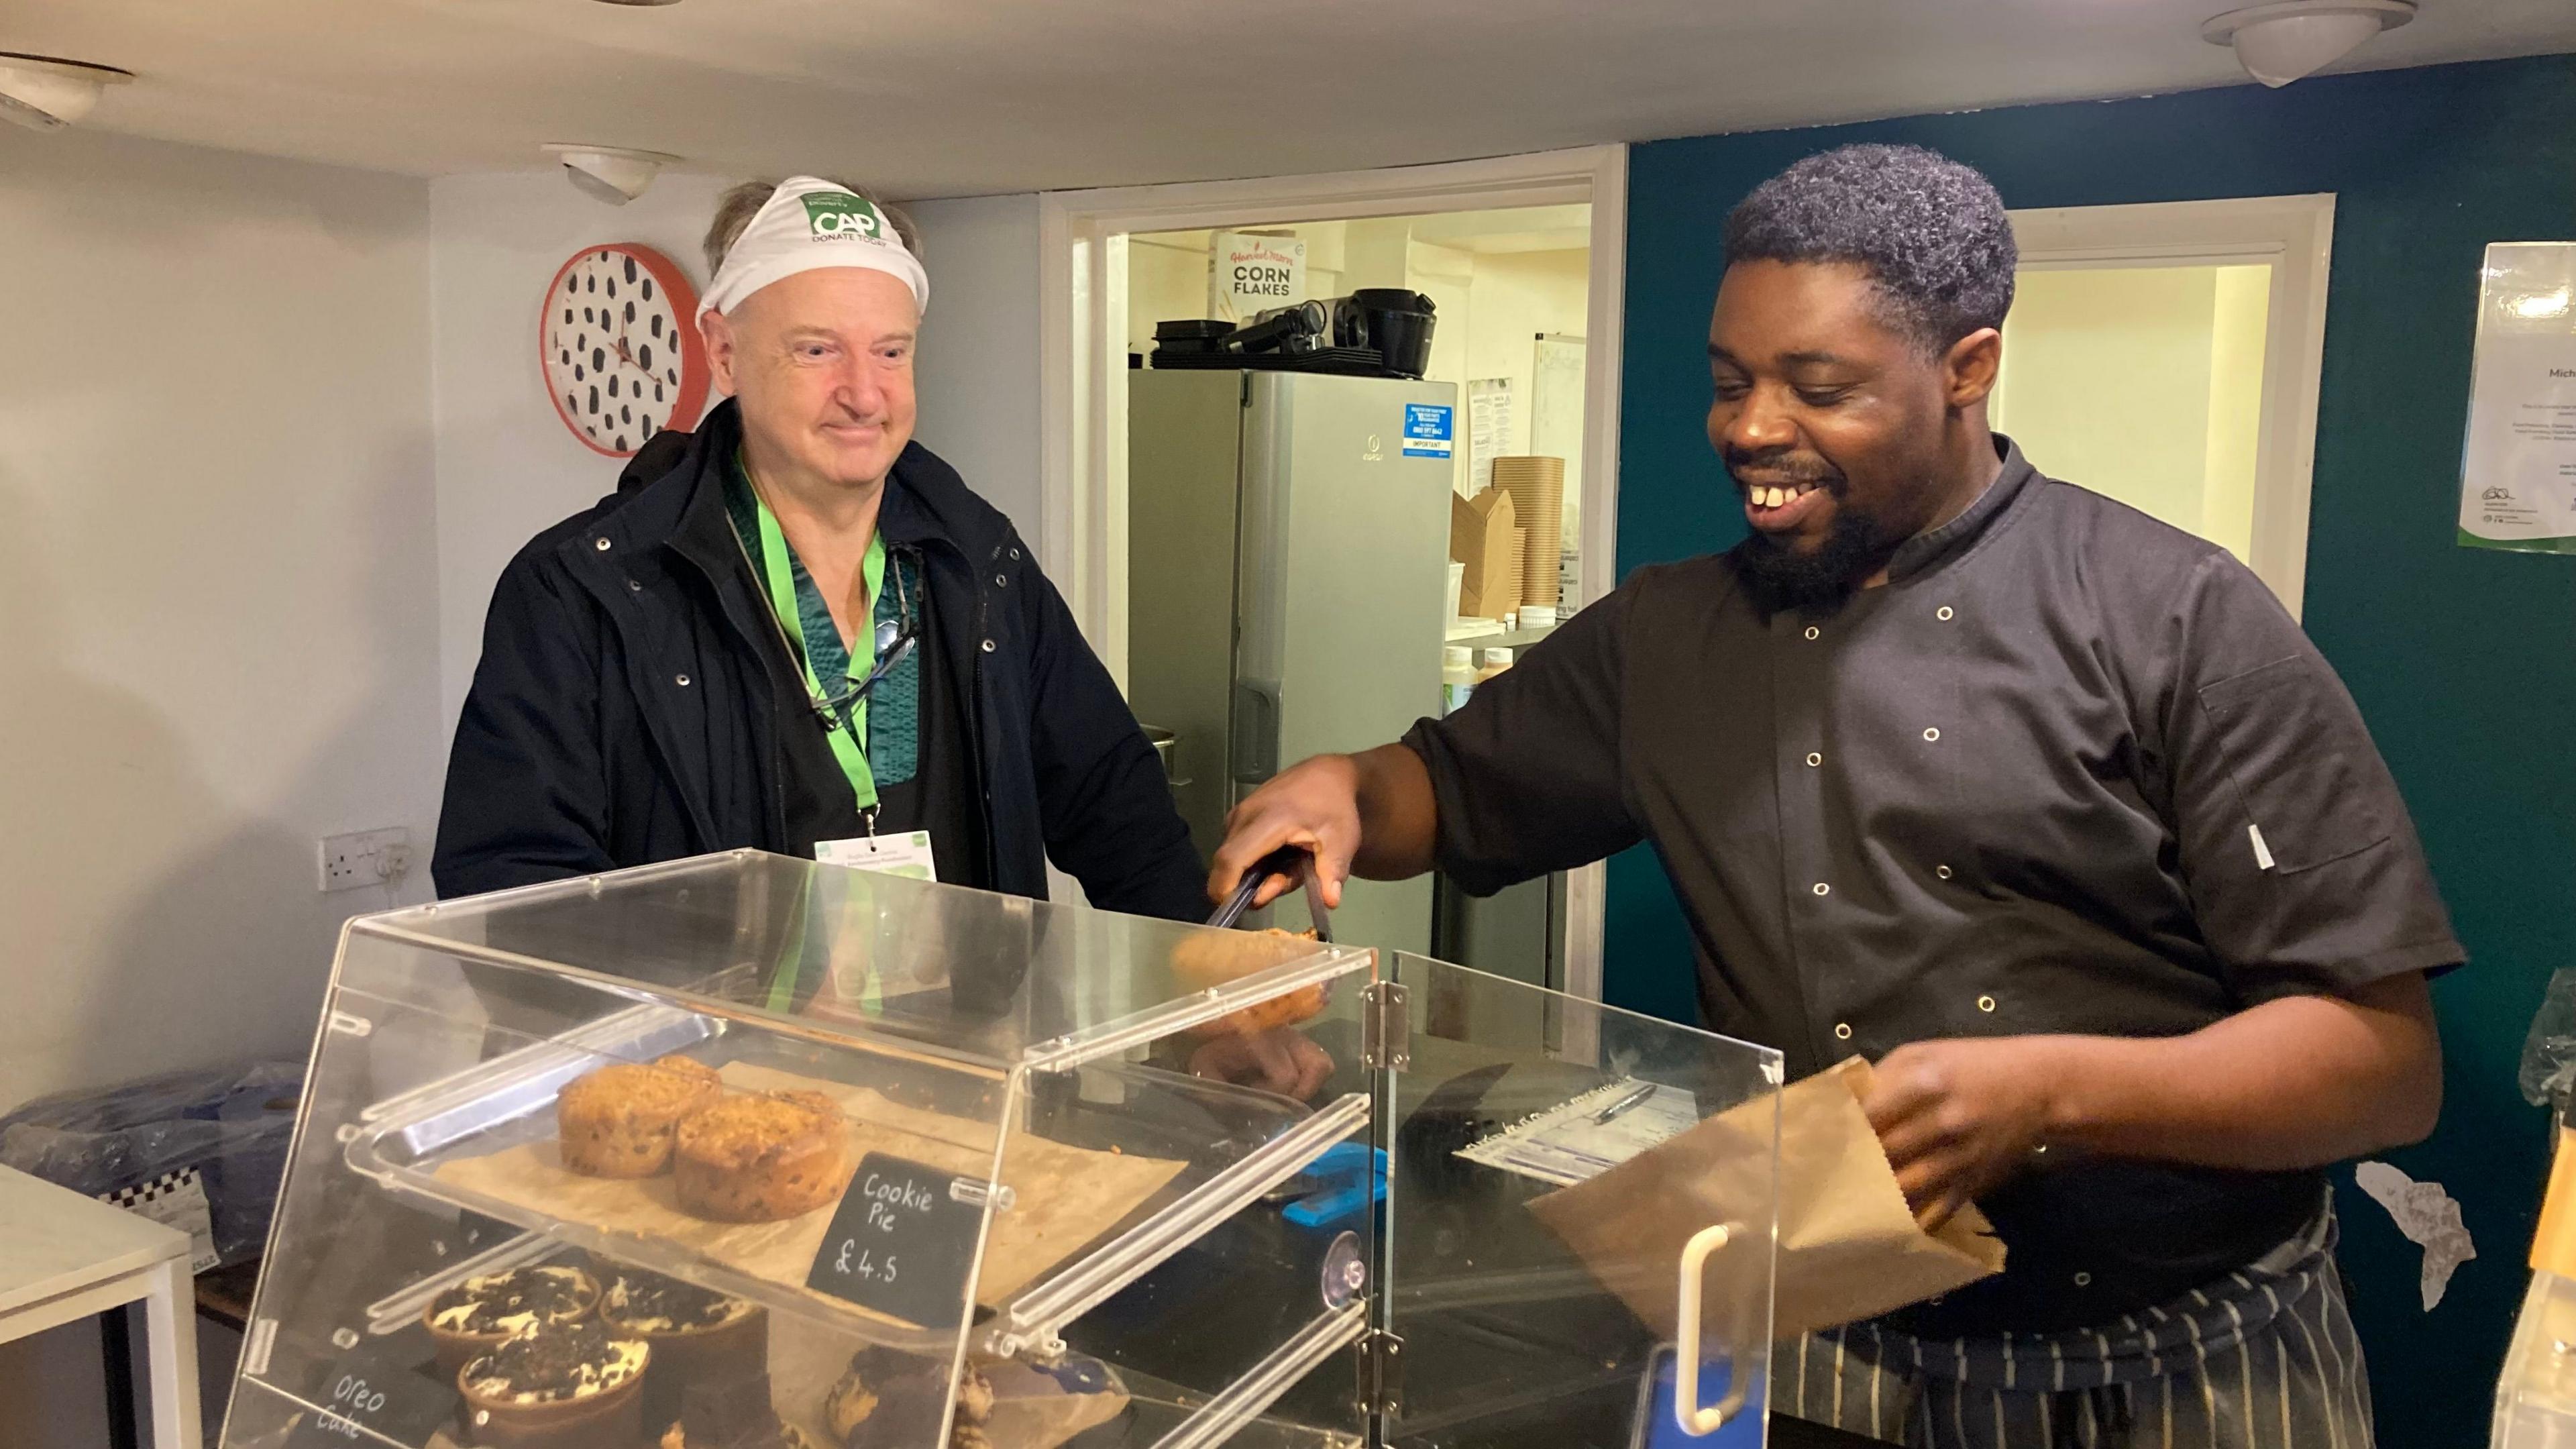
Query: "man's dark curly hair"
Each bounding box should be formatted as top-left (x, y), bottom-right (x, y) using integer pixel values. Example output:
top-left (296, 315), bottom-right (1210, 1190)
top-left (1723, 144), bottom-right (2017, 357)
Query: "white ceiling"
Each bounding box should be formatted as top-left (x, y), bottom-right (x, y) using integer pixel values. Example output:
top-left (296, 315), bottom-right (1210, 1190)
top-left (12, 0), bottom-right (2574, 199)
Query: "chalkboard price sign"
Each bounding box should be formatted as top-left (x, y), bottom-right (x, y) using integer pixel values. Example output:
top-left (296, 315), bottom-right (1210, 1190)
top-left (804, 1152), bottom-right (984, 1327)
top-left (284, 1343), bottom-right (460, 1448)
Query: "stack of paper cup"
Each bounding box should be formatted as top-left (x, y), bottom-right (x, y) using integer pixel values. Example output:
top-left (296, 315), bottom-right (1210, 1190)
top-left (1493, 456), bottom-right (1566, 608)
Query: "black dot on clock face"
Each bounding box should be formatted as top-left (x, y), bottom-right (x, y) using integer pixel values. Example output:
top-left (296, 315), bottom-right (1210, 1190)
top-left (576, 333), bottom-right (586, 352)
top-left (621, 405), bottom-right (633, 424)
top-left (615, 434), bottom-right (628, 451)
top-left (650, 314), bottom-right (662, 339)
top-left (606, 278), bottom-right (617, 300)
top-left (574, 364), bottom-right (584, 381)
top-left (667, 369), bottom-right (679, 386)
top-left (643, 278), bottom-right (655, 302)
top-left (567, 392), bottom-right (578, 414)
top-left (608, 375), bottom-right (619, 398)
top-left (583, 307), bottom-right (594, 324)
top-left (588, 386), bottom-right (599, 415)
top-left (639, 343), bottom-right (653, 370)
top-left (562, 308), bottom-right (572, 325)
top-left (565, 276), bottom-right (577, 296)
top-left (623, 256), bottom-right (637, 285)
top-left (560, 350), bottom-right (570, 367)
top-left (586, 275), bottom-right (596, 293)
top-left (655, 382), bottom-right (665, 402)
top-left (592, 348), bottom-right (606, 372)
top-left (624, 301), bottom-right (635, 325)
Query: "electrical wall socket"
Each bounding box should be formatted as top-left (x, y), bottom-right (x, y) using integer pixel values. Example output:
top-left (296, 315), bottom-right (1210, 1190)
top-left (319, 827), bottom-right (411, 893)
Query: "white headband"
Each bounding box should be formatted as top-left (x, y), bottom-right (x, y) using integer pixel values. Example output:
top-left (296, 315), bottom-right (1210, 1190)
top-left (698, 176), bottom-right (929, 323)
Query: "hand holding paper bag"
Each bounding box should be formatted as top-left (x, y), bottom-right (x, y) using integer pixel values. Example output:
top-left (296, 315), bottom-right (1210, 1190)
top-left (1528, 1057), bottom-right (2006, 1342)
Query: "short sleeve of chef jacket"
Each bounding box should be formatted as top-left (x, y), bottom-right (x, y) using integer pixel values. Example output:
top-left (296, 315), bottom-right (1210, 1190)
top-left (2136, 548), bottom-right (2463, 1001)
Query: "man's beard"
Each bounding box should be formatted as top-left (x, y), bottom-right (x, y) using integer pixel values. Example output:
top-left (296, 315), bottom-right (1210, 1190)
top-left (1725, 448), bottom-right (1902, 612)
top-left (1733, 494), bottom-right (1904, 613)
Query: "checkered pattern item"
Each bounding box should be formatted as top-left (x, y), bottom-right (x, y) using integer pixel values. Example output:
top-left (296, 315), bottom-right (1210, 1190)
top-left (99, 1166), bottom-right (221, 1273)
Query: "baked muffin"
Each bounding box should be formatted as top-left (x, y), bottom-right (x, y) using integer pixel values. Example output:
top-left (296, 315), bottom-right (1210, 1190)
top-left (602, 1268), bottom-right (767, 1434)
top-left (458, 1318), bottom-right (649, 1448)
top-left (424, 1264), bottom-right (599, 1381)
top-left (557, 1055), bottom-right (723, 1178)
top-left (823, 1348), bottom-right (994, 1449)
top-left (655, 1370), bottom-right (822, 1449)
top-left (1172, 927), bottom-right (1329, 1039)
top-left (673, 1089), bottom-right (851, 1222)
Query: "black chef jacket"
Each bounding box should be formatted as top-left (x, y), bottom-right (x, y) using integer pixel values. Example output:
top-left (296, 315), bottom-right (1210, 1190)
top-left (1404, 437), bottom-right (2463, 1337)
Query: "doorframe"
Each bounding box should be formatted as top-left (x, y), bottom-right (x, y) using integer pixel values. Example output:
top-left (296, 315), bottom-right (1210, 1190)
top-left (1038, 144), bottom-right (1627, 1005)
top-left (2005, 193), bottom-right (2336, 616)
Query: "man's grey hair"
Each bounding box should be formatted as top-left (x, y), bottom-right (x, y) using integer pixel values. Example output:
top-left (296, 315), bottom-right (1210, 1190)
top-left (702, 178), bottom-right (923, 276)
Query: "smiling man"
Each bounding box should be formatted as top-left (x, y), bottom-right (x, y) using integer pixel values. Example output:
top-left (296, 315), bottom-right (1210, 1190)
top-left (1211, 145), bottom-right (2457, 1446)
top-left (437, 176), bottom-right (1202, 920)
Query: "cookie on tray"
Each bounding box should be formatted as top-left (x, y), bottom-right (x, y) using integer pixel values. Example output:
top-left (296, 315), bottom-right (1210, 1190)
top-left (672, 1089), bottom-right (851, 1222)
top-left (556, 1055), bottom-right (723, 1178)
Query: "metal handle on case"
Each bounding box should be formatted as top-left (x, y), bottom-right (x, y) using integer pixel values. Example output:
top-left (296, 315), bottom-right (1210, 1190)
top-left (1672, 1222), bottom-right (1747, 1437)
top-left (1230, 678), bottom-right (1281, 784)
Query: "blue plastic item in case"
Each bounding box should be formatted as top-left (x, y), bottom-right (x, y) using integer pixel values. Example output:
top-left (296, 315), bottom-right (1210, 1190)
top-left (1631, 1346), bottom-right (1767, 1448)
top-left (1281, 1142), bottom-right (1387, 1228)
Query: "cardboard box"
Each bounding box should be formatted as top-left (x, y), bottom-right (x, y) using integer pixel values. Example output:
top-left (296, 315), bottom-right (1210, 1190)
top-left (1450, 487), bottom-right (1521, 620)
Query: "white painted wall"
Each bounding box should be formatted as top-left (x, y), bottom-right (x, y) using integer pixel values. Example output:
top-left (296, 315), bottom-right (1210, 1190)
top-left (0, 124), bottom-right (440, 1440)
top-left (905, 193), bottom-right (1046, 547)
top-left (427, 169), bottom-right (737, 727)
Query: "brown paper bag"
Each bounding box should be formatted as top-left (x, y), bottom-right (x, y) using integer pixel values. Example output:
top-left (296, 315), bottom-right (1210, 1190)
top-left (1450, 486), bottom-right (1521, 619)
top-left (1528, 1057), bottom-right (2005, 1342)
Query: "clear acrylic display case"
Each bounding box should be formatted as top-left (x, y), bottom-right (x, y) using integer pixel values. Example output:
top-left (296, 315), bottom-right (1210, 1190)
top-left (219, 851), bottom-right (1780, 1449)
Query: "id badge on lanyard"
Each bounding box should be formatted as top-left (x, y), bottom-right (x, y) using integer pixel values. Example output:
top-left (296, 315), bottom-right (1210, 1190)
top-left (816, 828), bottom-right (937, 881)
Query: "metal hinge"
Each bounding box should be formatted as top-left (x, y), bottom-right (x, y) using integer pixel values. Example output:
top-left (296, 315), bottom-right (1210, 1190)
top-left (1354, 1330), bottom-right (1405, 1416)
top-left (1361, 980), bottom-right (1410, 1071)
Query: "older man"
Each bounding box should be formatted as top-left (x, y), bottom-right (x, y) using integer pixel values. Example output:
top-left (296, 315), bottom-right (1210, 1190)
top-left (1214, 146), bottom-right (2455, 1446)
top-left (437, 177), bottom-right (1201, 919)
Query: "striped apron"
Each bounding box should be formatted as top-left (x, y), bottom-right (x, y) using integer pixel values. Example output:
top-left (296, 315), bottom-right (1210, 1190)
top-left (1776, 1196), bottom-right (2374, 1448)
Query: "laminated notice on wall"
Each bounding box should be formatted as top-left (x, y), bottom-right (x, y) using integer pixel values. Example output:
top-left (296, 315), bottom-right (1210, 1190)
top-left (1468, 378), bottom-right (1514, 496)
top-left (2459, 242), bottom-right (2576, 556)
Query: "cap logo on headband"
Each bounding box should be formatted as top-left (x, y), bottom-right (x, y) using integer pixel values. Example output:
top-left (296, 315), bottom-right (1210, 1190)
top-left (698, 175), bottom-right (930, 323)
top-left (800, 191), bottom-right (888, 241)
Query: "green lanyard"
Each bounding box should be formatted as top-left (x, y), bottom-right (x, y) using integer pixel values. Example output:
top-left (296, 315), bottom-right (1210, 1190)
top-left (747, 484), bottom-right (885, 812)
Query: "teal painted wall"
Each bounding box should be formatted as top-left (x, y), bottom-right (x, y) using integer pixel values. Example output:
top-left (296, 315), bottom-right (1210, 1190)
top-left (1613, 54), bottom-right (2576, 1437)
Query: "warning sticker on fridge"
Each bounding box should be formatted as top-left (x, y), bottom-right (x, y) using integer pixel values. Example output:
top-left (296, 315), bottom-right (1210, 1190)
top-left (1402, 403), bottom-right (1454, 459)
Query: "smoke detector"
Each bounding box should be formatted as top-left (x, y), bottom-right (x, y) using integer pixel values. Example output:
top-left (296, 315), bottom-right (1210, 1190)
top-left (542, 144), bottom-right (682, 205)
top-left (2202, 1), bottom-right (2415, 88)
top-left (0, 52), bottom-right (133, 131)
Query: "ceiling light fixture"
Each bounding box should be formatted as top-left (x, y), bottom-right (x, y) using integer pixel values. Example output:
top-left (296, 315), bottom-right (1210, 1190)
top-left (2202, 1), bottom-right (2415, 88)
top-left (0, 52), bottom-right (133, 131)
top-left (542, 144), bottom-right (682, 205)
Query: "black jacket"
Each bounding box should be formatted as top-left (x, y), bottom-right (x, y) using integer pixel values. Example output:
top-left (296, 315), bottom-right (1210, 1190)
top-left (433, 400), bottom-right (1207, 920)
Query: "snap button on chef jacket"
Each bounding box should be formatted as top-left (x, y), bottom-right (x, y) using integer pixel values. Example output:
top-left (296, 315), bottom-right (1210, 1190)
top-left (1405, 438), bottom-right (2463, 1338)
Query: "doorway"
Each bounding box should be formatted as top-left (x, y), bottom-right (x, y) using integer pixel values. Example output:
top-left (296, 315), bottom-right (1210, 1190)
top-left (2000, 195), bottom-right (2335, 612)
top-left (1040, 148), bottom-right (1627, 1000)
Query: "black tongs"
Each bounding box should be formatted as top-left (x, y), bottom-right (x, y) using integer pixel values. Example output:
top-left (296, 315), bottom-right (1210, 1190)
top-left (1208, 845), bottom-right (1333, 943)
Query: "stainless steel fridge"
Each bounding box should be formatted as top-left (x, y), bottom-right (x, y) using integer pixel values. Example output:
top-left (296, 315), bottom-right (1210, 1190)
top-left (1128, 369), bottom-right (1458, 957)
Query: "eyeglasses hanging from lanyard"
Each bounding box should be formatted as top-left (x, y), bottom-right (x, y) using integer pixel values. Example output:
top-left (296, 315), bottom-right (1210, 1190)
top-left (733, 487), bottom-right (919, 811)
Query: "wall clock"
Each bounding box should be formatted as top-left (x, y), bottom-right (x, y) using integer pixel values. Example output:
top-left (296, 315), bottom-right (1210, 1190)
top-left (541, 243), bottom-right (710, 457)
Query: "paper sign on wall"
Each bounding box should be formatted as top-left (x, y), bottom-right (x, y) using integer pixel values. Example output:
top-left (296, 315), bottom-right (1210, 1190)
top-left (1210, 232), bottom-right (1307, 323)
top-left (2459, 242), bottom-right (2576, 556)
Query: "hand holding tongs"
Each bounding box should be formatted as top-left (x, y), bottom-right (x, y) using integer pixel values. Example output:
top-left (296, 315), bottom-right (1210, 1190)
top-left (1208, 845), bottom-right (1333, 943)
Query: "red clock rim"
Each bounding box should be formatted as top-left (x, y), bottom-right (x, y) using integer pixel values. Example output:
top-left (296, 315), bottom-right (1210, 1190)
top-left (537, 244), bottom-right (713, 459)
